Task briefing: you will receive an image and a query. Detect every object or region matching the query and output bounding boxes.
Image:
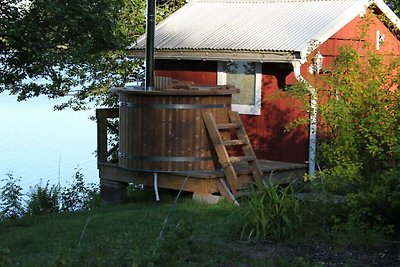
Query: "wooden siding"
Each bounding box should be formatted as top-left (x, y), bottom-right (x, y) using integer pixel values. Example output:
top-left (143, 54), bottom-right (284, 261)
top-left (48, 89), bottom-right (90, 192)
top-left (243, 63), bottom-right (308, 163)
top-left (316, 10), bottom-right (400, 70)
top-left (155, 60), bottom-right (217, 84)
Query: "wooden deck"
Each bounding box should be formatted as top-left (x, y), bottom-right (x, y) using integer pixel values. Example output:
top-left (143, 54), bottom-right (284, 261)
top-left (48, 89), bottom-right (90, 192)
top-left (98, 160), bottom-right (306, 196)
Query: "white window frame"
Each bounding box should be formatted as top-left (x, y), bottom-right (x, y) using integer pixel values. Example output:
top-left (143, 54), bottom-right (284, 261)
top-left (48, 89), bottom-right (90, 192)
top-left (217, 61), bottom-right (262, 115)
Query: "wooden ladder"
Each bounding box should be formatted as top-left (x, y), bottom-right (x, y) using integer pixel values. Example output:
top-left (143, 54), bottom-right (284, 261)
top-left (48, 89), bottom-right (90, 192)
top-left (202, 111), bottom-right (263, 204)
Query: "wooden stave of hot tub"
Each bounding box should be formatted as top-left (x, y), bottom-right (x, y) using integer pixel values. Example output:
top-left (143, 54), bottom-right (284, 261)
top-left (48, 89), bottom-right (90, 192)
top-left (115, 88), bottom-right (238, 172)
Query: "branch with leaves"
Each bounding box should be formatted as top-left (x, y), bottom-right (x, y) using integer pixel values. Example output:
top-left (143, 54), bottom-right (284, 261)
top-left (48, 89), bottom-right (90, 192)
top-left (0, 0), bottom-right (184, 109)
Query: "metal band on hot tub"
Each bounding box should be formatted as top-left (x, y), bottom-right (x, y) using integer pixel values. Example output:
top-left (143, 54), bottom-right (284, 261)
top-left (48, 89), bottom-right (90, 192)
top-left (119, 152), bottom-right (213, 162)
top-left (120, 102), bottom-right (227, 109)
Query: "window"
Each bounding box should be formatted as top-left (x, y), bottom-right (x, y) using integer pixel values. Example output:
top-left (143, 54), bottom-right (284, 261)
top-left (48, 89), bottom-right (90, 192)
top-left (217, 61), bottom-right (261, 115)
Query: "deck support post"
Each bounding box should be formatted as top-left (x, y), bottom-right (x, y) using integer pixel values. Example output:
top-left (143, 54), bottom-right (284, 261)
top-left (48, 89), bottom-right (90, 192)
top-left (100, 179), bottom-right (128, 205)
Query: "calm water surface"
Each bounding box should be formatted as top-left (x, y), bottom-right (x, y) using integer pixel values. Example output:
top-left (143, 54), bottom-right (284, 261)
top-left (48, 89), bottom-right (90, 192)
top-left (0, 93), bottom-right (99, 193)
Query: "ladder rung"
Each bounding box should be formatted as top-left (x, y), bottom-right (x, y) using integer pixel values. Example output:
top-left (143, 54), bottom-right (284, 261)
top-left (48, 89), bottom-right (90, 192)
top-left (236, 168), bottom-right (253, 176)
top-left (223, 139), bottom-right (248, 146)
top-left (217, 123), bottom-right (241, 130)
top-left (229, 156), bottom-right (255, 163)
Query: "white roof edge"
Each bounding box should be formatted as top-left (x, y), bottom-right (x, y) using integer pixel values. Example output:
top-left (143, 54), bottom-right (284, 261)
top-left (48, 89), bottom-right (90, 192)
top-left (298, 0), bottom-right (400, 59)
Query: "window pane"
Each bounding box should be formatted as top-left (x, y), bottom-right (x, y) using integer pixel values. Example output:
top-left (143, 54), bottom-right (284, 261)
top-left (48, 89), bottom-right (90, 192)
top-left (224, 62), bottom-right (255, 105)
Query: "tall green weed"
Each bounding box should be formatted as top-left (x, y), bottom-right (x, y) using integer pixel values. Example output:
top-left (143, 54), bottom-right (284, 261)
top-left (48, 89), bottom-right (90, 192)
top-left (235, 182), bottom-right (303, 241)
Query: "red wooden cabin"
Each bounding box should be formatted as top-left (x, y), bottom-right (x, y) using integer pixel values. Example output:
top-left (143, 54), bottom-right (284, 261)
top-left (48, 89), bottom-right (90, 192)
top-left (98, 0), bottom-right (400, 203)
top-left (129, 0), bottom-right (400, 168)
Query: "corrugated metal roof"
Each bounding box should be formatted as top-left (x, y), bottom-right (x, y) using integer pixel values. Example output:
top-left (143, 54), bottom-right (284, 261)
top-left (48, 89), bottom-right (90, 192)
top-left (128, 0), bottom-right (400, 60)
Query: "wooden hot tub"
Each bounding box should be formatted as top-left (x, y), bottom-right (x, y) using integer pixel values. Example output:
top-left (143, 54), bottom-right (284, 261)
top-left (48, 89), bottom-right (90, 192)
top-left (114, 87), bottom-right (239, 172)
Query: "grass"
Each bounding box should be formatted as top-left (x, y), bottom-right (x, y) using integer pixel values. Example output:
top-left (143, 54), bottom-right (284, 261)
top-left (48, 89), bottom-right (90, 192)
top-left (1, 190), bottom-right (398, 266)
top-left (0, 196), bottom-right (242, 266)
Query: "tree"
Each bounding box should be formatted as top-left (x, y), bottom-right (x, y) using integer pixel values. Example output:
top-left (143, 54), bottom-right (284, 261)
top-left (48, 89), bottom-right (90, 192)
top-left (0, 0), bottom-right (184, 109)
top-left (0, 0), bottom-right (397, 109)
top-left (385, 0), bottom-right (400, 15)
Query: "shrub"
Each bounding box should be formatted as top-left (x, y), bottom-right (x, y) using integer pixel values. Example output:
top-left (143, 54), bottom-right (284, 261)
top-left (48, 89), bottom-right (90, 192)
top-left (60, 168), bottom-right (99, 212)
top-left (235, 182), bottom-right (303, 241)
top-left (314, 47), bottom-right (400, 228)
top-left (286, 41), bottom-right (400, 230)
top-left (26, 180), bottom-right (60, 215)
top-left (343, 166), bottom-right (400, 229)
top-left (0, 173), bottom-right (25, 219)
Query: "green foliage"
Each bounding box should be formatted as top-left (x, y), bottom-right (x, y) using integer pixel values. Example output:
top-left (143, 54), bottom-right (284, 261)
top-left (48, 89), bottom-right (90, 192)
top-left (1, 0), bottom-right (185, 109)
top-left (0, 246), bottom-right (11, 267)
top-left (0, 173), bottom-right (25, 219)
top-left (286, 30), bottom-right (400, 229)
top-left (318, 47), bottom-right (400, 173)
top-left (60, 168), bottom-right (99, 212)
top-left (385, 0), bottom-right (400, 16)
top-left (312, 46), bottom-right (400, 227)
top-left (0, 168), bottom-right (99, 220)
top-left (343, 166), bottom-right (400, 228)
top-left (330, 214), bottom-right (390, 251)
top-left (26, 180), bottom-right (60, 215)
top-left (235, 182), bottom-right (303, 241)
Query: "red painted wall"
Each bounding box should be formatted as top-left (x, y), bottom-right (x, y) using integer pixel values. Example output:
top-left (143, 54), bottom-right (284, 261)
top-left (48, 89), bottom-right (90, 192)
top-left (154, 9), bottom-right (400, 164)
top-left (155, 60), bottom-right (308, 163)
top-left (242, 64), bottom-right (308, 163)
top-left (155, 60), bottom-right (217, 84)
top-left (317, 10), bottom-right (400, 70)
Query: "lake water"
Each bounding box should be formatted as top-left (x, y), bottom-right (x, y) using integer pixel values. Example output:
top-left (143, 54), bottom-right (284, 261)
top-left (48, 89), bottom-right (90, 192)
top-left (0, 93), bottom-right (99, 193)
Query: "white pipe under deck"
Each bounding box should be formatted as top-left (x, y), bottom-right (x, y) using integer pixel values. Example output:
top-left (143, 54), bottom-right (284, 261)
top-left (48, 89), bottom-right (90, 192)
top-left (154, 172), bottom-right (160, 201)
top-left (291, 60), bottom-right (317, 177)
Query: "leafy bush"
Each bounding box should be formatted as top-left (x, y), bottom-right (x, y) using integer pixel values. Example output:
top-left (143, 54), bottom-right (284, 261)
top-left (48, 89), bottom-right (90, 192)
top-left (60, 168), bottom-right (99, 212)
top-left (317, 47), bottom-right (400, 175)
top-left (314, 47), bottom-right (400, 228)
top-left (0, 173), bottom-right (25, 219)
top-left (235, 182), bottom-right (303, 241)
top-left (0, 169), bottom-right (99, 221)
top-left (26, 180), bottom-right (60, 215)
top-left (285, 36), bottom-right (400, 230)
top-left (343, 166), bottom-right (400, 229)
top-left (330, 214), bottom-right (391, 250)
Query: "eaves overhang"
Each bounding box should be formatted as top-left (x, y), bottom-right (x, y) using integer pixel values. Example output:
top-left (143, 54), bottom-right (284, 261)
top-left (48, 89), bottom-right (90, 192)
top-left (127, 49), bottom-right (301, 63)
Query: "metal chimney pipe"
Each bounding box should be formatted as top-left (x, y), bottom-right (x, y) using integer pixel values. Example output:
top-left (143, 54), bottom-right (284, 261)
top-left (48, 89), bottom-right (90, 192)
top-left (145, 0), bottom-right (156, 90)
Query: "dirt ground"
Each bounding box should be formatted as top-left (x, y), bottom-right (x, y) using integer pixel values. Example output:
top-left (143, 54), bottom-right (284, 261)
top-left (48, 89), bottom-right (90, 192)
top-left (223, 240), bottom-right (400, 266)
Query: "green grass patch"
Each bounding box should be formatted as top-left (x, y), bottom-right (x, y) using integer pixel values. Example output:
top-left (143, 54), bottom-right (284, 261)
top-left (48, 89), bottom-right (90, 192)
top-left (0, 199), bottom-right (240, 266)
top-left (1, 191), bottom-right (398, 266)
